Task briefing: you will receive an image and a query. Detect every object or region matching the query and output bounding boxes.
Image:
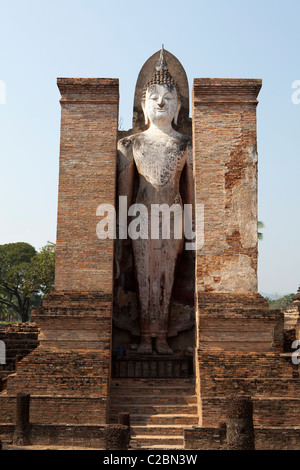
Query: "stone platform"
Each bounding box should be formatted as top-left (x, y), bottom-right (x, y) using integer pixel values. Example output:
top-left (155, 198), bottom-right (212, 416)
top-left (112, 352), bottom-right (194, 379)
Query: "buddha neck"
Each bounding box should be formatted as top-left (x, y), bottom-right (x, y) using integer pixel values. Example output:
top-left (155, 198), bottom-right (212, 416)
top-left (145, 121), bottom-right (177, 137)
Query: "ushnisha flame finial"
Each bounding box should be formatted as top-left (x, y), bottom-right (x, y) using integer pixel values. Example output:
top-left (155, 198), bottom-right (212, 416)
top-left (156, 44), bottom-right (168, 72)
top-left (142, 46), bottom-right (180, 101)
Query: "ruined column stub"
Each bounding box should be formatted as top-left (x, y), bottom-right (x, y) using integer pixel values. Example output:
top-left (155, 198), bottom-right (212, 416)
top-left (55, 78), bottom-right (119, 293)
top-left (13, 392), bottom-right (31, 445)
top-left (133, 49), bottom-right (191, 134)
top-left (226, 396), bottom-right (255, 450)
top-left (193, 78), bottom-right (262, 294)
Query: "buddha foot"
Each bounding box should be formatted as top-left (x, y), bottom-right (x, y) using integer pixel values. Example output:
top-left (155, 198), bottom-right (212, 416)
top-left (156, 337), bottom-right (173, 355)
top-left (137, 337), bottom-right (152, 355)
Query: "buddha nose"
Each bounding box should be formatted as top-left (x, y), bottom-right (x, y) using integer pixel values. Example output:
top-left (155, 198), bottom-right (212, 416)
top-left (158, 97), bottom-right (165, 108)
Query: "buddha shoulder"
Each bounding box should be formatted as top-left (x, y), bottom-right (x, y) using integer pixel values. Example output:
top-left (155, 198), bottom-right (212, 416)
top-left (118, 132), bottom-right (144, 147)
top-left (117, 134), bottom-right (140, 171)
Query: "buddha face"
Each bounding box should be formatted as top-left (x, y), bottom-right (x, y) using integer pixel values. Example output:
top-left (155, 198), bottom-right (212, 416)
top-left (142, 84), bottom-right (181, 127)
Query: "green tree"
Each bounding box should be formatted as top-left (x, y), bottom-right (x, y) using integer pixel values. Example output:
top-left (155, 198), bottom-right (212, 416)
top-left (0, 242), bottom-right (55, 322)
top-left (28, 242), bottom-right (56, 297)
top-left (0, 302), bottom-right (19, 323)
top-left (266, 293), bottom-right (295, 310)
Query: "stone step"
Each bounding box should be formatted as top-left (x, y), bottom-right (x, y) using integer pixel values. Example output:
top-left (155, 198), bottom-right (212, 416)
top-left (130, 435), bottom-right (183, 446)
top-left (112, 413), bottom-right (199, 425)
top-left (110, 404), bottom-right (197, 415)
top-left (132, 443), bottom-right (185, 450)
top-left (131, 425), bottom-right (190, 436)
top-left (111, 386), bottom-right (196, 396)
top-left (109, 377), bottom-right (198, 447)
top-left (110, 394), bottom-right (197, 405)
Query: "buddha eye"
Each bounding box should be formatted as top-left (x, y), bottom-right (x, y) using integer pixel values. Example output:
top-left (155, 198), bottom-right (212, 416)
top-left (149, 94), bottom-right (159, 100)
top-left (164, 94), bottom-right (173, 100)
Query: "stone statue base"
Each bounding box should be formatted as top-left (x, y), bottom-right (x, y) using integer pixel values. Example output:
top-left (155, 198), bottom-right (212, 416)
top-left (112, 351), bottom-right (194, 379)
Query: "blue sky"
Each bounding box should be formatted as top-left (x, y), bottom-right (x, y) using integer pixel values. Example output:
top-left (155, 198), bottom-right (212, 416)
top-left (0, 0), bottom-right (299, 295)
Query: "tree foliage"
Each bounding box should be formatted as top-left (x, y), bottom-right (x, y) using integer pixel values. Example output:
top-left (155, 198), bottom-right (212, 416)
top-left (27, 242), bottom-right (56, 297)
top-left (0, 242), bottom-right (55, 323)
top-left (265, 293), bottom-right (295, 310)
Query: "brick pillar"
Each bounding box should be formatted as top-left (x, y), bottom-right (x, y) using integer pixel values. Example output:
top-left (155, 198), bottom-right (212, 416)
top-left (192, 78), bottom-right (261, 294)
top-left (5, 79), bottom-right (119, 427)
top-left (192, 79), bottom-right (282, 428)
top-left (55, 78), bottom-right (119, 292)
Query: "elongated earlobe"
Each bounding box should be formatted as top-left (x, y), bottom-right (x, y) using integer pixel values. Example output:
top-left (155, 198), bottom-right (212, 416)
top-left (174, 101), bottom-right (181, 126)
top-left (142, 101), bottom-right (149, 126)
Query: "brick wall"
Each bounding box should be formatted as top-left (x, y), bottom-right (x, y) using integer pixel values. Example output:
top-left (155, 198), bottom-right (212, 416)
top-left (0, 323), bottom-right (39, 383)
top-left (0, 395), bottom-right (107, 425)
top-left (0, 422), bottom-right (106, 448)
top-left (184, 426), bottom-right (300, 450)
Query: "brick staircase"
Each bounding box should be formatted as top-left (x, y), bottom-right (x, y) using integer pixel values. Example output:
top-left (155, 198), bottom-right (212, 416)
top-left (108, 378), bottom-right (198, 450)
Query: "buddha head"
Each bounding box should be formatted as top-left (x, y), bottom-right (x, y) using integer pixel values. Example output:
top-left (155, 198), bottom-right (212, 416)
top-left (142, 47), bottom-right (181, 128)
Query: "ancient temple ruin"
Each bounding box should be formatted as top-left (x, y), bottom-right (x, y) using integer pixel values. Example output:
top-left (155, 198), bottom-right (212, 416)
top-left (0, 49), bottom-right (300, 450)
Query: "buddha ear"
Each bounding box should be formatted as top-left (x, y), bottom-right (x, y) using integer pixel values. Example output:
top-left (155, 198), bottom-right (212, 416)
top-left (174, 100), bottom-right (181, 126)
top-left (142, 101), bottom-right (149, 126)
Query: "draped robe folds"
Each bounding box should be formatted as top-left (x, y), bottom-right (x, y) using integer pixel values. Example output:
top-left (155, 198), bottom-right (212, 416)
top-left (117, 131), bottom-right (193, 345)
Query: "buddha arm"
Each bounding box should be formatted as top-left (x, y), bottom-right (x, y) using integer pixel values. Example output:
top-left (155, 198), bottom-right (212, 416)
top-left (116, 139), bottom-right (134, 265)
top-left (117, 138), bottom-right (134, 209)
